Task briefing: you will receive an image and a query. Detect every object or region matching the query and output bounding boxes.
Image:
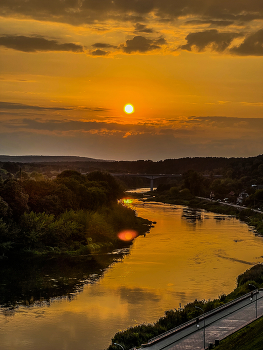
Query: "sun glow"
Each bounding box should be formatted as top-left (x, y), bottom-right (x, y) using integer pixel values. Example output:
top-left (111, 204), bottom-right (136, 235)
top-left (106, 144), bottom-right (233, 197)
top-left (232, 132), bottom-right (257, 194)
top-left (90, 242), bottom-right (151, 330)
top-left (124, 104), bottom-right (134, 114)
top-left (118, 230), bottom-right (138, 241)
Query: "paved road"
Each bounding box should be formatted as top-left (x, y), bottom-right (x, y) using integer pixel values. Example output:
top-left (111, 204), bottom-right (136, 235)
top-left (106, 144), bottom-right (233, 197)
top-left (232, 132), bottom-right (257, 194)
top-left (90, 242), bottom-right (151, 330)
top-left (196, 197), bottom-right (262, 214)
top-left (138, 290), bottom-right (263, 350)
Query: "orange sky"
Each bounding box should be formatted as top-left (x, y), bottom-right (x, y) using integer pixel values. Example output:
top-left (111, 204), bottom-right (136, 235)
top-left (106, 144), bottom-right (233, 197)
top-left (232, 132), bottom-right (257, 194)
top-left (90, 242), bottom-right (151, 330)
top-left (0, 1), bottom-right (263, 160)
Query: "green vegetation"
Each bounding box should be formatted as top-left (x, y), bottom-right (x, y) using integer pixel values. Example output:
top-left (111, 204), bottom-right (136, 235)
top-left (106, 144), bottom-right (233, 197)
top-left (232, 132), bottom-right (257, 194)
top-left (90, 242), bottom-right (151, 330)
top-left (1, 156), bottom-right (263, 347)
top-left (151, 167), bottom-right (263, 236)
top-left (108, 264), bottom-right (263, 350)
top-left (152, 194), bottom-right (263, 237)
top-left (215, 316), bottom-right (263, 350)
top-left (0, 170), bottom-right (152, 257)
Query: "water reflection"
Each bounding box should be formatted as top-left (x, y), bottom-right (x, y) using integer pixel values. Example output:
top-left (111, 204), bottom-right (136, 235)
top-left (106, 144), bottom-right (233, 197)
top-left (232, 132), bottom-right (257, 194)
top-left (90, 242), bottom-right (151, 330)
top-left (182, 208), bottom-right (203, 225)
top-left (0, 250), bottom-right (129, 308)
top-left (1, 198), bottom-right (263, 350)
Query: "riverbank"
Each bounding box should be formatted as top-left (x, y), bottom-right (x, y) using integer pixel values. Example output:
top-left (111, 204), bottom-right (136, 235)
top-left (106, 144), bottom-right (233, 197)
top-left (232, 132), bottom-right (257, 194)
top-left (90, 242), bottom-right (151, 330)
top-left (2, 195), bottom-right (263, 350)
top-left (106, 193), bottom-right (263, 350)
top-left (0, 207), bottom-right (153, 308)
top-left (142, 191), bottom-right (263, 237)
top-left (1, 203), bottom-right (153, 259)
top-left (108, 262), bottom-right (263, 350)
top-left (0, 200), bottom-right (153, 307)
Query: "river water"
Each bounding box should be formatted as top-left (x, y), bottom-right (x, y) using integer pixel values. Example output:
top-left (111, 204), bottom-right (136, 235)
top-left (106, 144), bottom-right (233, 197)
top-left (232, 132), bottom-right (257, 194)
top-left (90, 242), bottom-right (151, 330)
top-left (1, 194), bottom-right (263, 350)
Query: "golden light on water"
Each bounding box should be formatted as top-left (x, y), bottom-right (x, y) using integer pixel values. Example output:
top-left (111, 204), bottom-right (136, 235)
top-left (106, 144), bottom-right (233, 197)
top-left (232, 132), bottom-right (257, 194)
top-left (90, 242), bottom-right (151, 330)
top-left (122, 198), bottom-right (133, 204)
top-left (124, 104), bottom-right (134, 114)
top-left (118, 230), bottom-right (138, 241)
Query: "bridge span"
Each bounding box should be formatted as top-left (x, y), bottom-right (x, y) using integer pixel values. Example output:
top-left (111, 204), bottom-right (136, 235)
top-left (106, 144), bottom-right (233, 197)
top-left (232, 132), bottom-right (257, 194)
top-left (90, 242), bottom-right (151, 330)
top-left (111, 173), bottom-right (222, 191)
top-left (111, 173), bottom-right (182, 191)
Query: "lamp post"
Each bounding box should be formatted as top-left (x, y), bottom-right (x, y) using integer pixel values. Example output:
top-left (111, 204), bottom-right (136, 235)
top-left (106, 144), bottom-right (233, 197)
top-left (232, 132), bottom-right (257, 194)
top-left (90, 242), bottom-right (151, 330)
top-left (249, 283), bottom-right (258, 318)
top-left (195, 306), bottom-right (205, 350)
top-left (113, 343), bottom-right (125, 350)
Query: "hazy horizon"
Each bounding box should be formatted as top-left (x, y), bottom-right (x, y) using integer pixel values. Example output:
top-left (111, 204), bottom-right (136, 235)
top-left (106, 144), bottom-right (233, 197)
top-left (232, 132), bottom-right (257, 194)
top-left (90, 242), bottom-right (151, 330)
top-left (1, 153), bottom-right (263, 163)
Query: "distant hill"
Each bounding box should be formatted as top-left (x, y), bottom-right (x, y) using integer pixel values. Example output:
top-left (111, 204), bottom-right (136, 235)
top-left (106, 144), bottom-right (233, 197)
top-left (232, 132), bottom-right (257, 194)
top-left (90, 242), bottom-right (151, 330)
top-left (0, 155), bottom-right (262, 179)
top-left (0, 155), bottom-right (110, 163)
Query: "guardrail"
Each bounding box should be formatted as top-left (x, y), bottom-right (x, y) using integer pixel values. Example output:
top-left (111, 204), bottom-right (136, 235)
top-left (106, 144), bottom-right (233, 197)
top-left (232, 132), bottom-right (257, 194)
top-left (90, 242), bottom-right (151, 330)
top-left (132, 288), bottom-right (263, 349)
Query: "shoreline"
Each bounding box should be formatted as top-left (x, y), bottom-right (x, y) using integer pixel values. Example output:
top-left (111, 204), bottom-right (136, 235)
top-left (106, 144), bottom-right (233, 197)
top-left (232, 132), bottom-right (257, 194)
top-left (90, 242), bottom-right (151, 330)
top-left (106, 192), bottom-right (263, 350)
top-left (138, 191), bottom-right (263, 237)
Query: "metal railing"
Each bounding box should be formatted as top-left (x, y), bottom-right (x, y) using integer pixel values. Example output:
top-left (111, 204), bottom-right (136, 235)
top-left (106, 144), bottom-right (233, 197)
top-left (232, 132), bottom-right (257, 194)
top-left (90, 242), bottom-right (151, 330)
top-left (133, 288), bottom-right (263, 349)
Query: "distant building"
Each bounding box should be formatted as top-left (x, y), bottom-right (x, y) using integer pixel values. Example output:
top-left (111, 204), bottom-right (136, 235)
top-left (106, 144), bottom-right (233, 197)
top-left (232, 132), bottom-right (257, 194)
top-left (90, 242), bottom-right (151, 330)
top-left (236, 192), bottom-right (249, 205)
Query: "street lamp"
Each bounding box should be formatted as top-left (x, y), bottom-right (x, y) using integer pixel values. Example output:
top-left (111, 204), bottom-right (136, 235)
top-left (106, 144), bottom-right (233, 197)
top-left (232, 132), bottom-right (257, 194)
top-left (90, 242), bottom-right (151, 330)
top-left (113, 343), bottom-right (125, 350)
top-left (249, 283), bottom-right (258, 318)
top-left (195, 306), bottom-right (206, 350)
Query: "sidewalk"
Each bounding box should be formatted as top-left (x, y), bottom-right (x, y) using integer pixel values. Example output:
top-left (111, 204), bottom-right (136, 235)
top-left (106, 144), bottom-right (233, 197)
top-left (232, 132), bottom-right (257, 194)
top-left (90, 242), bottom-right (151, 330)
top-left (137, 290), bottom-right (263, 350)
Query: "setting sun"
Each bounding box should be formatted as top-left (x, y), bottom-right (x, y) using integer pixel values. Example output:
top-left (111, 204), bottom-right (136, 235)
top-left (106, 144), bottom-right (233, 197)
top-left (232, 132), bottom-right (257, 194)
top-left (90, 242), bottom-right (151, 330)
top-left (124, 104), bottom-right (134, 114)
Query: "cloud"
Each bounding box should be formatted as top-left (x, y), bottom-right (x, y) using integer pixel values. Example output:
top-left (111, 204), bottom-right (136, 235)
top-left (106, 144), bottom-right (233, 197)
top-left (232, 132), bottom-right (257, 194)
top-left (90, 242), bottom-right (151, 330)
top-left (0, 127), bottom-right (262, 161)
top-left (1, 0), bottom-right (263, 24)
top-left (0, 35), bottom-right (84, 53)
top-left (1, 116), bottom-right (263, 160)
top-left (230, 29), bottom-right (263, 56)
top-left (0, 102), bottom-right (110, 112)
top-left (134, 23), bottom-right (154, 33)
top-left (121, 35), bottom-right (166, 53)
top-left (3, 118), bottom-right (156, 135)
top-left (0, 101), bottom-right (70, 111)
top-left (179, 29), bottom-right (241, 52)
top-left (187, 116), bottom-right (263, 130)
top-left (184, 20), bottom-right (235, 27)
top-left (0, 1), bottom-right (262, 56)
top-left (91, 43), bottom-right (117, 49)
top-left (3, 115), bottom-right (263, 135)
top-left (91, 49), bottom-right (108, 56)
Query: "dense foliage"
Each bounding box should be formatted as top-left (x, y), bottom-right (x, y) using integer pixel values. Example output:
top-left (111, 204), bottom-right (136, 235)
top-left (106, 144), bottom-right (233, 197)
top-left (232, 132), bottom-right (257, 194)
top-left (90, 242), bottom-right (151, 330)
top-left (0, 171), bottom-right (150, 256)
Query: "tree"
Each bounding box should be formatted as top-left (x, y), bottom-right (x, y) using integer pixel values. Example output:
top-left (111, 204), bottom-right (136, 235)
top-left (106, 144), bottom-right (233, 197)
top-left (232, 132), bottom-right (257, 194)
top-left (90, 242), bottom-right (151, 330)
top-left (0, 196), bottom-right (9, 218)
top-left (0, 180), bottom-right (29, 219)
top-left (183, 170), bottom-right (205, 196)
top-left (56, 170), bottom-right (86, 183)
top-left (2, 162), bottom-right (20, 174)
top-left (258, 164), bottom-right (263, 176)
top-left (86, 171), bottom-right (123, 201)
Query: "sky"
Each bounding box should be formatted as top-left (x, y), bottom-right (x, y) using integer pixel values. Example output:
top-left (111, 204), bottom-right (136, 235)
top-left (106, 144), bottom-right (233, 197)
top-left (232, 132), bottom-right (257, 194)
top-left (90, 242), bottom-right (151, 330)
top-left (0, 0), bottom-right (263, 161)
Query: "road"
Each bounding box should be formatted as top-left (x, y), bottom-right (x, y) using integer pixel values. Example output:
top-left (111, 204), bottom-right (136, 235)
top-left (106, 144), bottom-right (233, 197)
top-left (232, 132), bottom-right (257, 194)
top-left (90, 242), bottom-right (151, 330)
top-left (196, 197), bottom-right (262, 214)
top-left (138, 290), bottom-right (263, 350)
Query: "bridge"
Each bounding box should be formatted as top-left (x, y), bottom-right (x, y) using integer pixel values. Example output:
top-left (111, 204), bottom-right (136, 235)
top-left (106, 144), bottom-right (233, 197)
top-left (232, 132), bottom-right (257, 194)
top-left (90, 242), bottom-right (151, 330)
top-left (111, 173), bottom-right (222, 191)
top-left (111, 174), bottom-right (182, 191)
top-left (128, 289), bottom-right (263, 350)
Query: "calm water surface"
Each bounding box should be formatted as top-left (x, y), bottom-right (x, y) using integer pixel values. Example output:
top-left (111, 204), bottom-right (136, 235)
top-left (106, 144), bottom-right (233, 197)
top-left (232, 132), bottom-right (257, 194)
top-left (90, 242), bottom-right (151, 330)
top-left (1, 195), bottom-right (263, 350)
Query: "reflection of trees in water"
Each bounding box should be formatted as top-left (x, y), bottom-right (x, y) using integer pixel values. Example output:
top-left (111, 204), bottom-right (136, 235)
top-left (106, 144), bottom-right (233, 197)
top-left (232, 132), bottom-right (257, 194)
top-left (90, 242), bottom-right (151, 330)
top-left (181, 208), bottom-right (203, 225)
top-left (214, 215), bottom-right (226, 222)
top-left (0, 252), bottom-right (127, 309)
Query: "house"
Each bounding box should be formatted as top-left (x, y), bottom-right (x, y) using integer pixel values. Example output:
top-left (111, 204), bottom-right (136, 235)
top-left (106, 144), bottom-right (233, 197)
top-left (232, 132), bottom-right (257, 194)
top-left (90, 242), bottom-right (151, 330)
top-left (236, 192), bottom-right (249, 205)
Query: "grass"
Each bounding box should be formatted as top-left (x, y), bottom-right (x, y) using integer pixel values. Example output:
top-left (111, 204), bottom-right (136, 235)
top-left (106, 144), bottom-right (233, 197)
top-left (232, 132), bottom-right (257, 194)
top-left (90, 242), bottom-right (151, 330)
top-left (215, 315), bottom-right (263, 350)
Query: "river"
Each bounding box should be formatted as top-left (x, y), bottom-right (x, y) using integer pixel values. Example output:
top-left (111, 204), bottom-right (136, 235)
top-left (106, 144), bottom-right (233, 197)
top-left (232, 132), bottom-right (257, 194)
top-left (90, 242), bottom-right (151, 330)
top-left (0, 193), bottom-right (263, 350)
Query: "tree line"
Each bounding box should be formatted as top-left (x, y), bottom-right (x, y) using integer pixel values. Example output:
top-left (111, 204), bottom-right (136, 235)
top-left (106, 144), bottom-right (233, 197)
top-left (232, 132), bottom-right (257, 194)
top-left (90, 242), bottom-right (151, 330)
top-left (0, 170), bottom-right (150, 257)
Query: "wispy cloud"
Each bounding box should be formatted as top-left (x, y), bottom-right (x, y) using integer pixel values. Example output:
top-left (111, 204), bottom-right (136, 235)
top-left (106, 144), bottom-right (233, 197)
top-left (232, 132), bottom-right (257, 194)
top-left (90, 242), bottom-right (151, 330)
top-left (0, 102), bottom-right (110, 112)
top-left (0, 35), bottom-right (84, 53)
top-left (0, 101), bottom-right (70, 111)
top-left (3, 116), bottom-right (263, 137)
top-left (134, 23), bottom-right (154, 33)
